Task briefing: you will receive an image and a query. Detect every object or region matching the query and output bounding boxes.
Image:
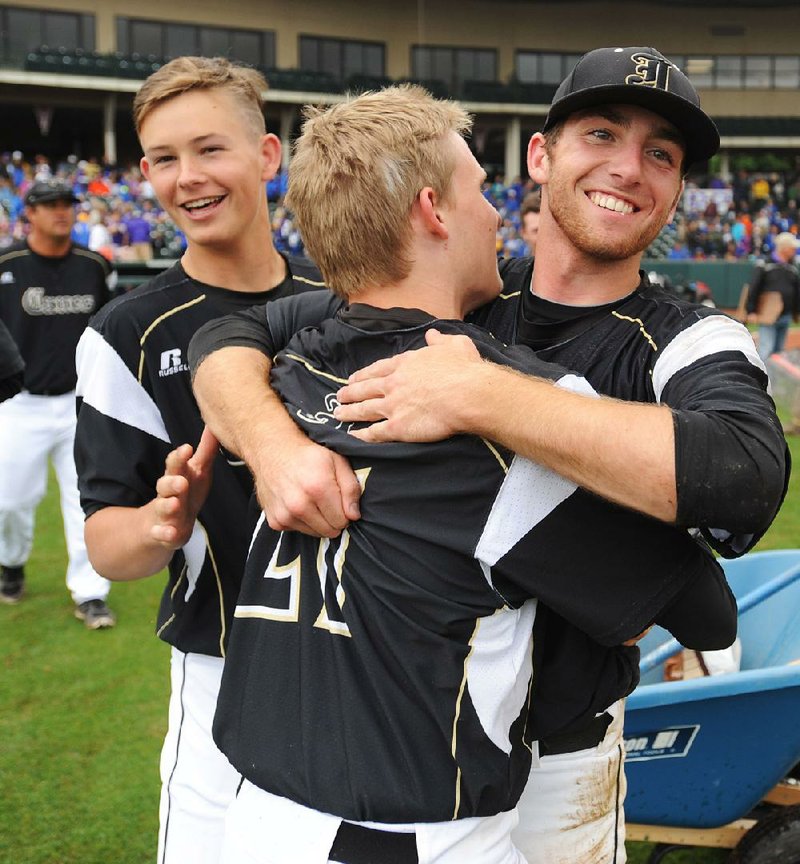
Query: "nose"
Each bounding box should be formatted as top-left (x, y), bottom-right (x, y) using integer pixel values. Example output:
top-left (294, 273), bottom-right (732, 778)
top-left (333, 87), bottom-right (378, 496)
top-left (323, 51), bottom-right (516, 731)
top-left (176, 155), bottom-right (206, 188)
top-left (608, 141), bottom-right (644, 187)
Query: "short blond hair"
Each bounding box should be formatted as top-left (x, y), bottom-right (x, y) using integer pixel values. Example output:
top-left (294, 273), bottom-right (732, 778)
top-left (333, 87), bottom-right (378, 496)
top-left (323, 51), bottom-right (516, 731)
top-left (286, 85), bottom-right (472, 298)
top-left (133, 56), bottom-right (267, 138)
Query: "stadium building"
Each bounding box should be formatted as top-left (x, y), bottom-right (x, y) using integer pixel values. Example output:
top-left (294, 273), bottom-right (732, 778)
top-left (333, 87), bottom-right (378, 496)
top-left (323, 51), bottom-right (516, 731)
top-left (1, 0), bottom-right (800, 179)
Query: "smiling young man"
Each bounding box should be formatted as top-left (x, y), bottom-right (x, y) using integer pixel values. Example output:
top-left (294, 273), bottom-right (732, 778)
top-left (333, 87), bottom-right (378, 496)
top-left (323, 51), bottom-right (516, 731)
top-left (73, 57), bottom-right (324, 864)
top-left (188, 48), bottom-right (787, 864)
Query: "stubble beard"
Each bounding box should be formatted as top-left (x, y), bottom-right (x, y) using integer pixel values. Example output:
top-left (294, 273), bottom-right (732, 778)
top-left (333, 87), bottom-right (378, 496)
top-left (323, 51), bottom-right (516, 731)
top-left (545, 167), bottom-right (670, 263)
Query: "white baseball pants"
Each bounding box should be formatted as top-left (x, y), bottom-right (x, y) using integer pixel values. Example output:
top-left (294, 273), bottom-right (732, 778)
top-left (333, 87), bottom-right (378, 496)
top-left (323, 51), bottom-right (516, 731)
top-left (0, 390), bottom-right (109, 603)
top-left (158, 648), bottom-right (241, 864)
top-left (513, 699), bottom-right (627, 864)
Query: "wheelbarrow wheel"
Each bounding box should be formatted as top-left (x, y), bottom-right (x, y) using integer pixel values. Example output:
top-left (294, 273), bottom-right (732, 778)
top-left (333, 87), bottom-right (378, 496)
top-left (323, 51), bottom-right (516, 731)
top-left (729, 805), bottom-right (800, 863)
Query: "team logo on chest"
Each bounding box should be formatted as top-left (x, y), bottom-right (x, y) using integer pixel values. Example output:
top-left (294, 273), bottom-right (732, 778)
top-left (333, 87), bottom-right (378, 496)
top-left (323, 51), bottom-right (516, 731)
top-left (22, 286), bottom-right (95, 315)
top-left (0, 271), bottom-right (14, 284)
top-left (159, 347), bottom-right (190, 377)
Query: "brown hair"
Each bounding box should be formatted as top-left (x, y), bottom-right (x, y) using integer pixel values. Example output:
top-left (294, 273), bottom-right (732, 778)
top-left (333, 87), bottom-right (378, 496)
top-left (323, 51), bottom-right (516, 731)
top-left (286, 84), bottom-right (472, 298)
top-left (521, 191), bottom-right (541, 218)
top-left (133, 56), bottom-right (267, 138)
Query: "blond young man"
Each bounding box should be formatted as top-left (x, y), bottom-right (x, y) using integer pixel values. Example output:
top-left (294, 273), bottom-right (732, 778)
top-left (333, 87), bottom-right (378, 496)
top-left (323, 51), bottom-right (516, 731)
top-left (202, 85), bottom-right (735, 864)
top-left (73, 57), bottom-right (324, 864)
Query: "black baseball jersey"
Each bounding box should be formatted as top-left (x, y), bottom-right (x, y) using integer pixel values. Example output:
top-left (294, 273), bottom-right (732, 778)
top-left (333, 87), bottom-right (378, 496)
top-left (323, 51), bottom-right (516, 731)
top-left (467, 257), bottom-right (789, 739)
top-left (746, 260), bottom-right (800, 319)
top-left (75, 257), bottom-right (324, 657)
top-left (476, 258), bottom-right (789, 556)
top-left (0, 240), bottom-right (114, 394)
top-left (214, 304), bottom-right (733, 824)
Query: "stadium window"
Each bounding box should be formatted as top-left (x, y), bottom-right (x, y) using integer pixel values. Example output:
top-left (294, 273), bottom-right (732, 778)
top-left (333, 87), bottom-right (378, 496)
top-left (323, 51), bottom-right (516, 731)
top-left (165, 24), bottom-right (196, 60)
top-left (116, 17), bottom-right (274, 66)
top-left (515, 51), bottom-right (580, 84)
top-left (774, 56), bottom-right (800, 89)
top-left (685, 57), bottom-right (714, 88)
top-left (411, 45), bottom-right (496, 96)
top-left (2, 6), bottom-right (94, 63)
top-left (744, 55), bottom-right (771, 89)
top-left (715, 55), bottom-right (743, 89)
top-left (299, 35), bottom-right (385, 83)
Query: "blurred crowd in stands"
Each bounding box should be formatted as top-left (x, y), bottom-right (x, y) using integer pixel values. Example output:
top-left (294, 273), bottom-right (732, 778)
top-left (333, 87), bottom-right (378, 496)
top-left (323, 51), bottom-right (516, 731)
top-left (2, 149), bottom-right (800, 264)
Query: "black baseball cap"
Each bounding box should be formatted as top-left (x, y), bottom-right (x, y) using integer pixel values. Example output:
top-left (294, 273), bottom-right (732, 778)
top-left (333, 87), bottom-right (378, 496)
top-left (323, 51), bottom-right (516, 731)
top-left (24, 179), bottom-right (79, 207)
top-left (543, 47), bottom-right (720, 167)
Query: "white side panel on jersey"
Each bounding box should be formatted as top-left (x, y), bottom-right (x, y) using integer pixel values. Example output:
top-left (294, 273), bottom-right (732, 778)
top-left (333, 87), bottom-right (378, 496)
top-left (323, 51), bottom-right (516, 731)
top-left (466, 601), bottom-right (536, 755)
top-left (76, 327), bottom-right (170, 443)
top-left (183, 521), bottom-right (208, 602)
top-left (652, 315), bottom-right (767, 402)
top-left (554, 373), bottom-right (598, 398)
top-left (474, 456), bottom-right (576, 568)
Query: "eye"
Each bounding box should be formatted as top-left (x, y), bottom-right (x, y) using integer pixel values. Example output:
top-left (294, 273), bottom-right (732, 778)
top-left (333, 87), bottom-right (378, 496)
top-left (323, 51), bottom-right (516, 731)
top-left (650, 147), bottom-right (676, 166)
top-left (588, 128), bottom-right (613, 141)
top-left (151, 154), bottom-right (174, 166)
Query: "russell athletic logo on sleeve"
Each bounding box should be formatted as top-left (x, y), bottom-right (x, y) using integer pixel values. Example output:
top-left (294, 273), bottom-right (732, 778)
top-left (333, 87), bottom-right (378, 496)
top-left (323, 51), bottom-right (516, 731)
top-left (159, 348), bottom-right (190, 377)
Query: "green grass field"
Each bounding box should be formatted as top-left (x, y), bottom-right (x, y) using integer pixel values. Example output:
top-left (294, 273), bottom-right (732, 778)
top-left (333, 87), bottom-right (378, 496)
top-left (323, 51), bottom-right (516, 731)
top-left (2, 430), bottom-right (798, 864)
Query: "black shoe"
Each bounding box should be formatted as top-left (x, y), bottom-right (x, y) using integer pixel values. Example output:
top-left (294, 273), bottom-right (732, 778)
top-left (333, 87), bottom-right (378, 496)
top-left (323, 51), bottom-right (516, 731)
top-left (0, 566), bottom-right (24, 604)
top-left (74, 598), bottom-right (116, 629)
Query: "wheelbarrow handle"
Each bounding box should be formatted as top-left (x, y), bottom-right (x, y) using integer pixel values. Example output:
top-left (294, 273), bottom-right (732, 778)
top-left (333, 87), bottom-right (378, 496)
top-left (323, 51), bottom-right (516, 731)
top-left (639, 561), bottom-right (800, 674)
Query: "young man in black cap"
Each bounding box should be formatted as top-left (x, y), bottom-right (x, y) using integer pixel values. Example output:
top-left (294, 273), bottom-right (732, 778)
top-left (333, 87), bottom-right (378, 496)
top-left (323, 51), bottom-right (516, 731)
top-left (0, 179), bottom-right (116, 625)
top-left (189, 48), bottom-right (787, 863)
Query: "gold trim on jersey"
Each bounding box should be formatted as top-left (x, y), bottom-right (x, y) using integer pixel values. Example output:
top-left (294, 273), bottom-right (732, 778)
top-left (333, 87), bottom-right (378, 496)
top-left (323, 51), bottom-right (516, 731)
top-left (137, 294), bottom-right (207, 383)
top-left (156, 614), bottom-right (176, 638)
top-left (451, 618), bottom-right (481, 819)
top-left (497, 290), bottom-right (521, 301)
top-left (611, 311), bottom-right (658, 352)
top-left (481, 438), bottom-right (509, 473)
top-left (0, 248), bottom-right (31, 265)
top-left (283, 352), bottom-right (349, 386)
top-left (196, 519), bottom-right (228, 657)
top-left (293, 274), bottom-right (326, 288)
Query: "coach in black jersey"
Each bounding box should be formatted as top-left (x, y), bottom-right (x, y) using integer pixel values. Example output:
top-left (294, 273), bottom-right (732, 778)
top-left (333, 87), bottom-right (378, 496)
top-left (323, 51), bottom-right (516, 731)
top-left (205, 85), bottom-right (735, 864)
top-left (0, 179), bottom-right (115, 622)
top-left (190, 49), bottom-right (787, 864)
top-left (74, 58), bottom-right (326, 864)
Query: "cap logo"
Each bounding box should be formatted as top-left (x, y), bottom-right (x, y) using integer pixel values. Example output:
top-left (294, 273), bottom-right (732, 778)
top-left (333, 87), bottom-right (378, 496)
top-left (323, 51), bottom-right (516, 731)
top-left (625, 53), bottom-right (674, 92)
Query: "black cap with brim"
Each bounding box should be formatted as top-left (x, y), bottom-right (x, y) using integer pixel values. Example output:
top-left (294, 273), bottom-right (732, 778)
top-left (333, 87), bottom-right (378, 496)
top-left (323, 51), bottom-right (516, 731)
top-left (24, 180), bottom-right (80, 207)
top-left (543, 47), bottom-right (720, 168)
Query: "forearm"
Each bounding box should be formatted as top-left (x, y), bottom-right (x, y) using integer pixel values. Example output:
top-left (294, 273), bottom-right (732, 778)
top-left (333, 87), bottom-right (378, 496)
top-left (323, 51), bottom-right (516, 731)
top-left (192, 346), bottom-right (293, 462)
top-left (457, 362), bottom-right (678, 521)
top-left (85, 504), bottom-right (174, 581)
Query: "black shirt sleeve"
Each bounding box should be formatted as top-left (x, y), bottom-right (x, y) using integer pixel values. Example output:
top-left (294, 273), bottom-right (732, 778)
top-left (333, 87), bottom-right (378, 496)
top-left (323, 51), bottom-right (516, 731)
top-left (189, 292), bottom-right (343, 378)
top-left (0, 317), bottom-right (24, 403)
top-left (654, 555), bottom-right (737, 649)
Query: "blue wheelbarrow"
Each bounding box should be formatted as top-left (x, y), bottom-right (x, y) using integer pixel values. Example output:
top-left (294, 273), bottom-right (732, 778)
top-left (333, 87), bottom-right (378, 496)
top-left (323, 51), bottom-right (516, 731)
top-left (624, 549), bottom-right (800, 863)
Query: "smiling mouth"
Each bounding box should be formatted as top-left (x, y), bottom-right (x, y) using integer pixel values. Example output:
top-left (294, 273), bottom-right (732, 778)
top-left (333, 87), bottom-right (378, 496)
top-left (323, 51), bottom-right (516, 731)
top-left (588, 192), bottom-right (637, 215)
top-left (181, 194), bottom-right (226, 213)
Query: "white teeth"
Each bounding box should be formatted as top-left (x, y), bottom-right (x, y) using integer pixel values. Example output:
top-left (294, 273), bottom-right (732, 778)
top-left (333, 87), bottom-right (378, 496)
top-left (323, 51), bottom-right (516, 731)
top-left (184, 196), bottom-right (223, 210)
top-left (589, 192), bottom-right (634, 215)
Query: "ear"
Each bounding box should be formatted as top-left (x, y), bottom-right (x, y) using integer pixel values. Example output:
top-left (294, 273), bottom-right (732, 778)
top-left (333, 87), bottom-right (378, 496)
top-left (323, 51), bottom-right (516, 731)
top-left (140, 156), bottom-right (151, 181)
top-left (667, 179), bottom-right (685, 223)
top-left (527, 133), bottom-right (549, 186)
top-left (259, 133), bottom-right (282, 182)
top-left (415, 186), bottom-right (449, 240)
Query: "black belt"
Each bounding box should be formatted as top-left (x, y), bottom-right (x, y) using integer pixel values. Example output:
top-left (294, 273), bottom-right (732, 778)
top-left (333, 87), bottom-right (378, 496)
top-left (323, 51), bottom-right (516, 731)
top-left (538, 711), bottom-right (613, 757)
top-left (329, 821), bottom-right (418, 864)
top-left (24, 387), bottom-right (74, 396)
